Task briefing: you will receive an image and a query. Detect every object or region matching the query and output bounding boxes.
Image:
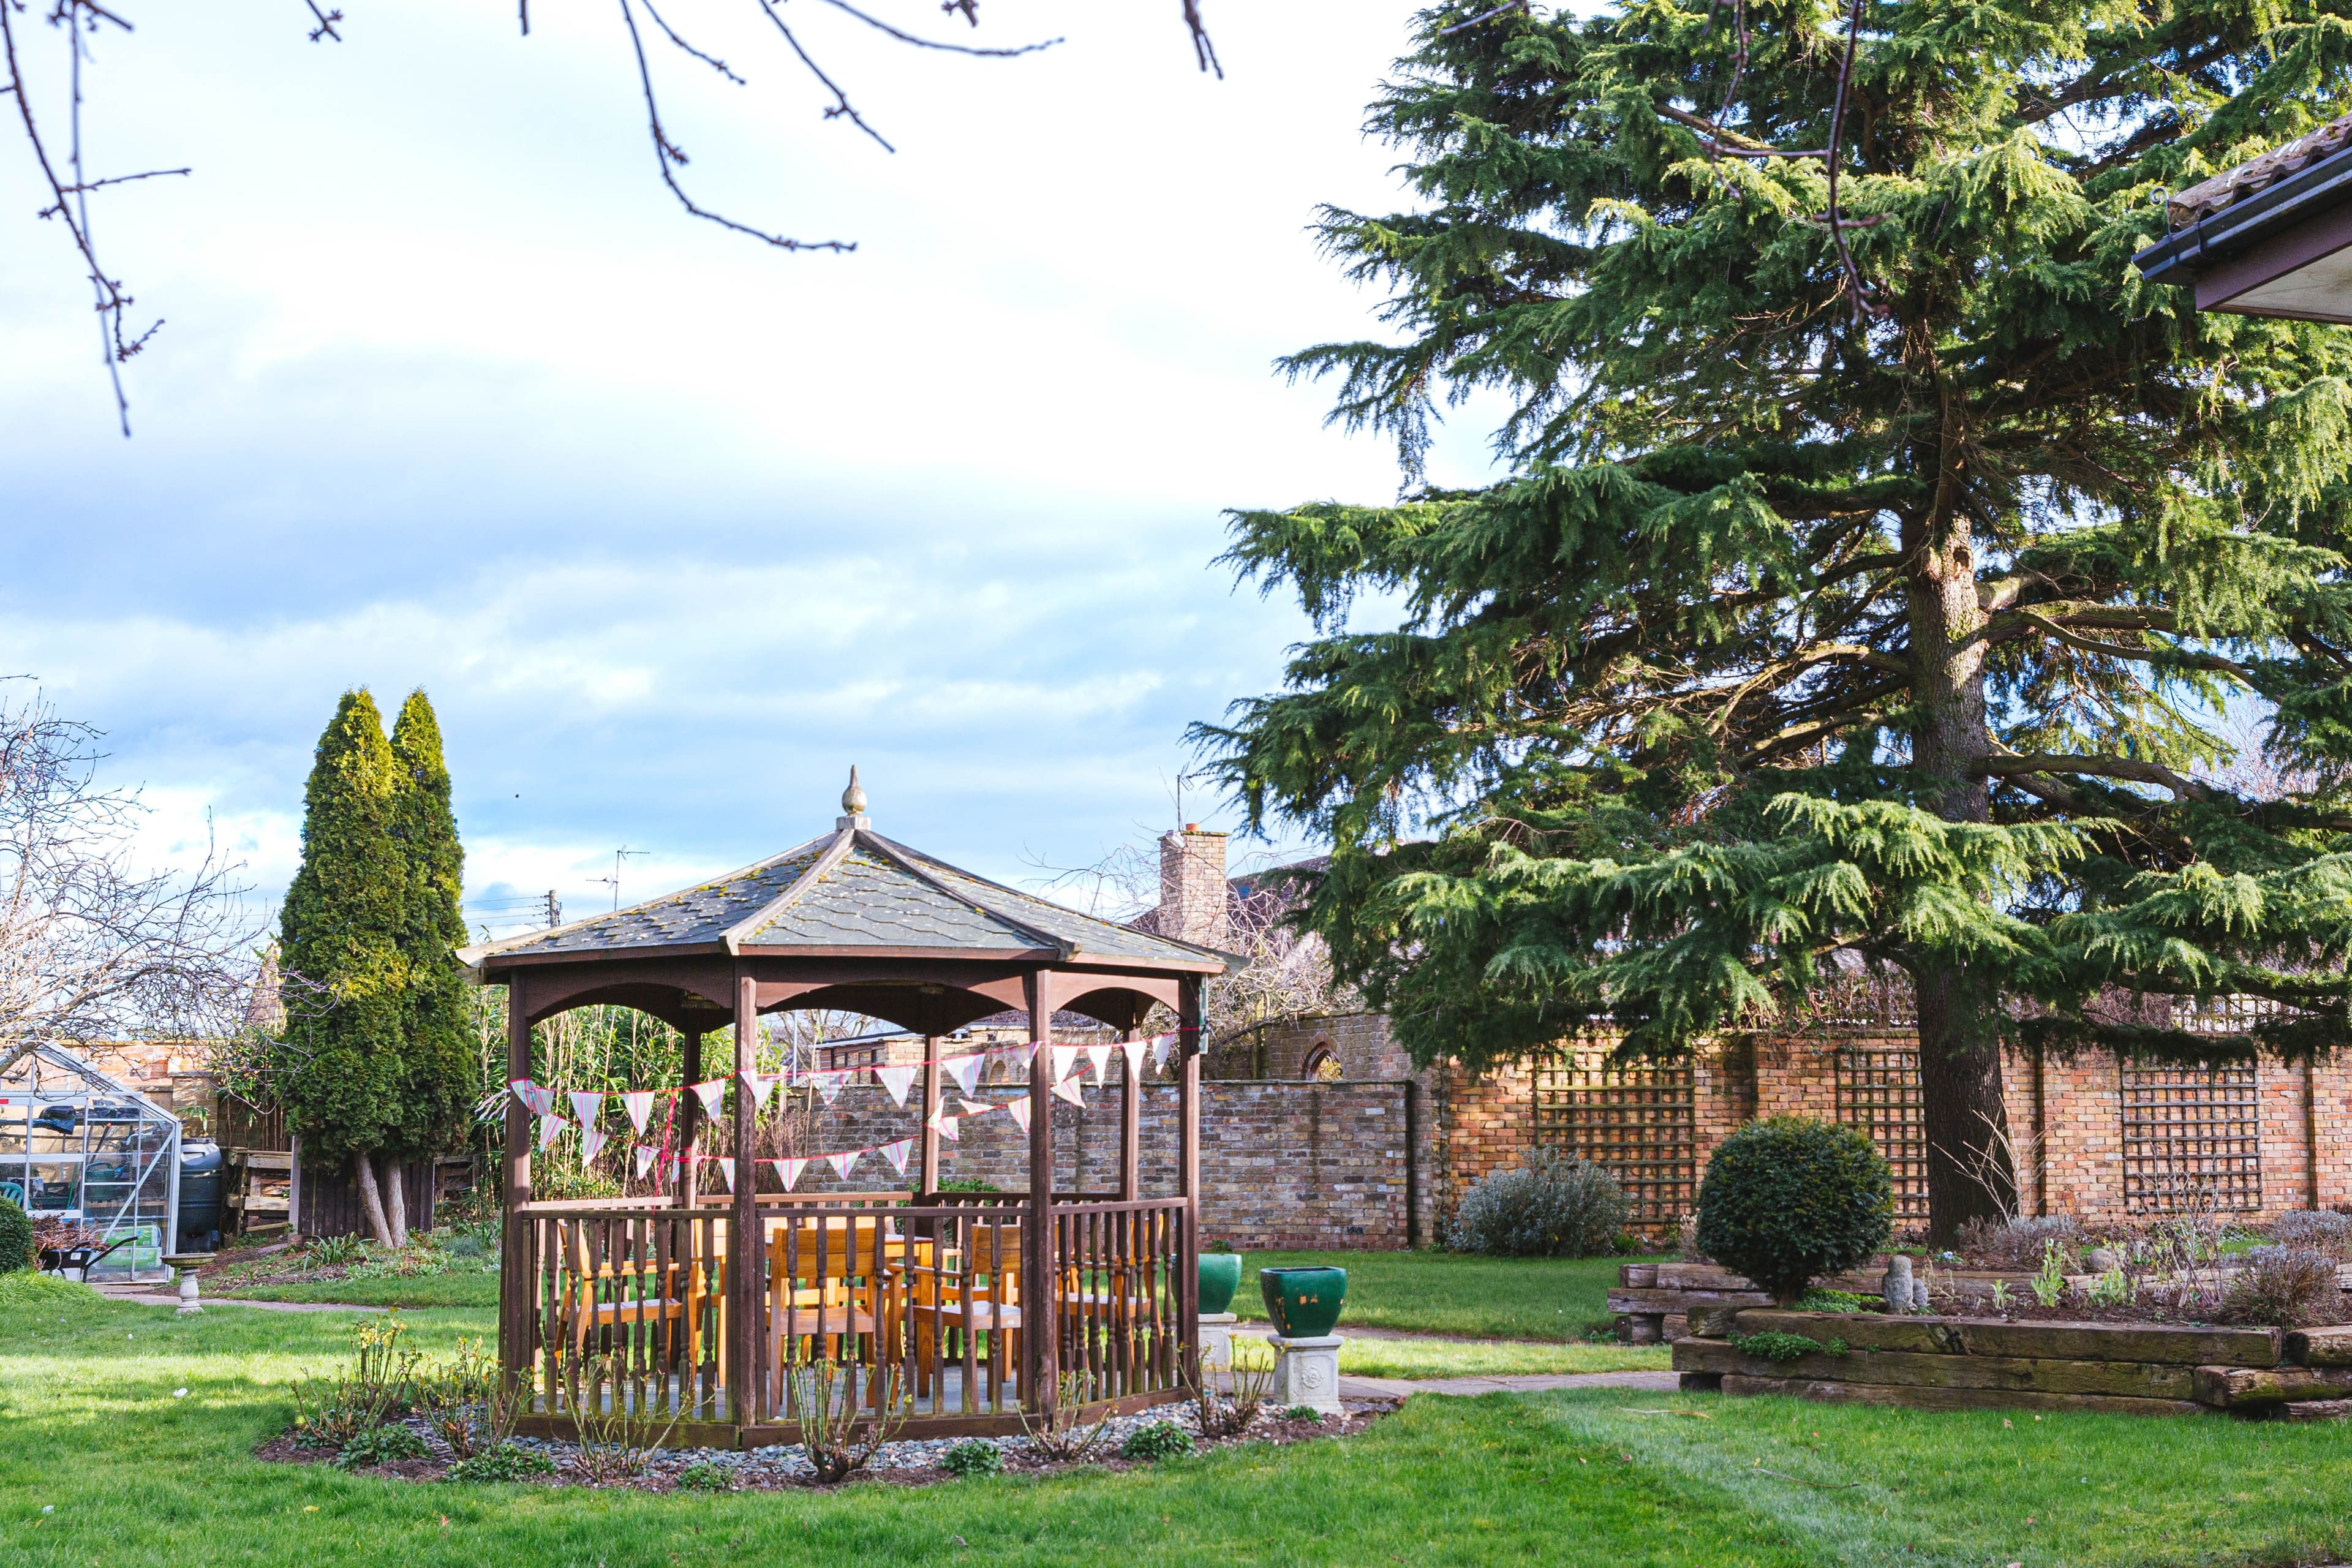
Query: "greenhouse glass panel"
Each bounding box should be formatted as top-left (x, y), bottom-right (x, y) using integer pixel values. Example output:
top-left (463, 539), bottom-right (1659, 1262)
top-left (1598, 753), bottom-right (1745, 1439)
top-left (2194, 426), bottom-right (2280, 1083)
top-left (0, 1043), bottom-right (180, 1283)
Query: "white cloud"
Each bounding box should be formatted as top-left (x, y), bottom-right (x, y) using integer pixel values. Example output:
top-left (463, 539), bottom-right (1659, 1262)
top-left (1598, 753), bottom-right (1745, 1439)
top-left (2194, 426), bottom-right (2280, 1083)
top-left (1, 0), bottom-right (1500, 929)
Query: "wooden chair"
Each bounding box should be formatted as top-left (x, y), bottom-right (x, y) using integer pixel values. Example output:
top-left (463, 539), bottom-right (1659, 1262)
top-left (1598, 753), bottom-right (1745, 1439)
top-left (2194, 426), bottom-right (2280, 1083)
top-left (893, 1223), bottom-right (1022, 1400)
top-left (562, 1227), bottom-right (687, 1356)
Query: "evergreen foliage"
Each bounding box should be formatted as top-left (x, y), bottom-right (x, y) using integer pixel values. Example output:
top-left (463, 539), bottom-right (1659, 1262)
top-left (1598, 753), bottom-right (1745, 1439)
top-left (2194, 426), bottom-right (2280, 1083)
top-left (0, 1194), bottom-right (32, 1272)
top-left (278, 690), bottom-right (410, 1170)
top-left (388, 692), bottom-right (473, 1163)
top-left (1199, 0), bottom-right (2352, 1237)
top-left (1695, 1118), bottom-right (1893, 1303)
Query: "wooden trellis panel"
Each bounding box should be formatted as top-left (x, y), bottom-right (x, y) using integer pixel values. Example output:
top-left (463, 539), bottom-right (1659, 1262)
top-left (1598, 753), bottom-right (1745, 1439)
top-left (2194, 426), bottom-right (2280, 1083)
top-left (2121, 1063), bottom-right (2262, 1213)
top-left (1834, 1044), bottom-right (1928, 1222)
top-left (1534, 1051), bottom-right (1696, 1227)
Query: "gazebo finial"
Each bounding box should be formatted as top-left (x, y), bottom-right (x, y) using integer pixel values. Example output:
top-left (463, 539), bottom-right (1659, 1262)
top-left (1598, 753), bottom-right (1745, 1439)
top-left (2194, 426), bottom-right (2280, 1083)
top-left (839, 765), bottom-right (870, 829)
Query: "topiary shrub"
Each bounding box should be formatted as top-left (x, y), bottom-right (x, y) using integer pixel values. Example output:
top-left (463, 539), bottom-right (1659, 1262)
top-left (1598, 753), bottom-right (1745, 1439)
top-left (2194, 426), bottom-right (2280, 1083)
top-left (1448, 1148), bottom-right (1630, 1257)
top-left (1694, 1118), bottom-right (1892, 1305)
top-left (0, 1196), bottom-right (32, 1273)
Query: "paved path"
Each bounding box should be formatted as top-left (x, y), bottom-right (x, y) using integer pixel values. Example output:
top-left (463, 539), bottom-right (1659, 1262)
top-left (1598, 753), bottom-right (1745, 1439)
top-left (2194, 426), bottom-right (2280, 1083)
top-left (1341, 1368), bottom-right (1679, 1399)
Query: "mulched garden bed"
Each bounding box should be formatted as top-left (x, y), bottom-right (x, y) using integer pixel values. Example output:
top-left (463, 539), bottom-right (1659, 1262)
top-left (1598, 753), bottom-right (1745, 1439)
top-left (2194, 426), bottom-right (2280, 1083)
top-left (254, 1399), bottom-right (1397, 1491)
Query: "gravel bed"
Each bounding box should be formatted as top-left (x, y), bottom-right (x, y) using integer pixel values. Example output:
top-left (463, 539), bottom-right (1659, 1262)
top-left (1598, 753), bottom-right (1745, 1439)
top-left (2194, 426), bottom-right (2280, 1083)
top-left (267, 1398), bottom-right (1395, 1490)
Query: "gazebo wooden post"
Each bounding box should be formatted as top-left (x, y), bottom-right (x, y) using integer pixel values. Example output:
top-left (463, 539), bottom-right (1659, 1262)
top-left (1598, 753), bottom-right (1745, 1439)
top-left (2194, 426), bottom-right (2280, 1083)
top-left (499, 973), bottom-right (532, 1384)
top-left (729, 973), bottom-right (761, 1427)
top-left (1117, 1026), bottom-right (1140, 1202)
top-left (1024, 970), bottom-right (1058, 1415)
top-left (917, 1035), bottom-right (941, 1197)
top-left (1177, 976), bottom-right (1202, 1386)
top-left (678, 1023), bottom-right (703, 1209)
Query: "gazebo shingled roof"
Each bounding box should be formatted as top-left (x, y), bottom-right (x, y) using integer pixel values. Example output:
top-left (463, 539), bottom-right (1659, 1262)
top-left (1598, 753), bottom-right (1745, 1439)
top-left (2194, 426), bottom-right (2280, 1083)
top-left (464, 829), bottom-right (1224, 970)
top-left (460, 792), bottom-right (1234, 1038)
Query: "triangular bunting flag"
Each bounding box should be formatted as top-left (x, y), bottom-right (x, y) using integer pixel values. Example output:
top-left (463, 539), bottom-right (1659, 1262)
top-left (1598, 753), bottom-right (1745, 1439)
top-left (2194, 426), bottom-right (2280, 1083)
top-left (995, 1041), bottom-right (1037, 1071)
top-left (739, 1071), bottom-right (779, 1113)
top-left (570, 1090), bottom-right (603, 1128)
top-left (713, 1156), bottom-right (735, 1191)
top-left (827, 1149), bottom-right (859, 1180)
top-left (956, 1099), bottom-right (994, 1119)
top-left (880, 1138), bottom-right (911, 1175)
top-left (620, 1090), bottom-right (655, 1134)
top-left (874, 1064), bottom-right (916, 1107)
top-left (928, 1109), bottom-right (962, 1142)
top-left (1152, 1033), bottom-right (1175, 1070)
top-left (537, 1113), bottom-right (570, 1150)
top-left (1120, 1039), bottom-right (1147, 1079)
top-left (778, 1156), bottom-right (809, 1191)
top-left (815, 1072), bottom-right (843, 1107)
top-left (579, 1124), bottom-right (608, 1167)
top-left (1050, 1044), bottom-right (1084, 1083)
top-left (944, 1052), bottom-right (982, 1097)
top-left (1006, 1096), bottom-right (1031, 1133)
top-left (512, 1079), bottom-right (556, 1117)
top-left (633, 1144), bottom-right (658, 1180)
top-left (691, 1079), bottom-right (728, 1119)
top-left (1052, 1074), bottom-right (1086, 1107)
top-left (1085, 1044), bottom-right (1112, 1085)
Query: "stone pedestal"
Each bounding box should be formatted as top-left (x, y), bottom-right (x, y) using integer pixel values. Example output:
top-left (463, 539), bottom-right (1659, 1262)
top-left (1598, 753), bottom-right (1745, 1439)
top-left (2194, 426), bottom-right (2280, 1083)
top-left (1266, 1333), bottom-right (1344, 1417)
top-left (1199, 1311), bottom-right (1237, 1371)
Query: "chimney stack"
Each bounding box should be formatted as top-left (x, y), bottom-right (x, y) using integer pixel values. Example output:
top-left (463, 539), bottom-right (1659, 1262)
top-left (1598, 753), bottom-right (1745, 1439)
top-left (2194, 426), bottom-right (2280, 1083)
top-left (1159, 826), bottom-right (1229, 948)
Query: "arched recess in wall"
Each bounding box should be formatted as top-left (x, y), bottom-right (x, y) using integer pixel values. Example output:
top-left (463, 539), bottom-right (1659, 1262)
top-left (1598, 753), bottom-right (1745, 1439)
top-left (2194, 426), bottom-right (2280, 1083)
top-left (1303, 1039), bottom-right (1341, 1082)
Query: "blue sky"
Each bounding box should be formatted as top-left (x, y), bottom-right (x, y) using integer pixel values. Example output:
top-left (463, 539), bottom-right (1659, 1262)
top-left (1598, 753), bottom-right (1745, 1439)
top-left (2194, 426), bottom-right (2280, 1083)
top-left (0, 0), bottom-right (1504, 935)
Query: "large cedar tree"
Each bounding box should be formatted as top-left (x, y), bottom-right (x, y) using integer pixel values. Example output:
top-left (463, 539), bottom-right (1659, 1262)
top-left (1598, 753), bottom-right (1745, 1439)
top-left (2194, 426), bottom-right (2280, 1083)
top-left (1201, 1), bottom-right (2352, 1240)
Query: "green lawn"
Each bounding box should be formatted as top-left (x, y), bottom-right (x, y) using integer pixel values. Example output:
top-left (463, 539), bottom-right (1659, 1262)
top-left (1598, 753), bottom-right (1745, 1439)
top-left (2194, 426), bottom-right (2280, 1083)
top-left (1334, 1335), bottom-right (1667, 1379)
top-left (219, 1272), bottom-right (502, 1310)
top-left (1232, 1250), bottom-right (1642, 1341)
top-left (212, 1250), bottom-right (1634, 1349)
top-left (6, 1272), bottom-right (2351, 1568)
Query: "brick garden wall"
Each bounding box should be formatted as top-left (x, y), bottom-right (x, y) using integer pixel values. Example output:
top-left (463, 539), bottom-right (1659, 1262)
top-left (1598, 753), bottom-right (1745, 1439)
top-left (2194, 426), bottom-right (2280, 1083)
top-left (758, 1065), bottom-right (1417, 1251)
top-left (730, 1013), bottom-right (2352, 1251)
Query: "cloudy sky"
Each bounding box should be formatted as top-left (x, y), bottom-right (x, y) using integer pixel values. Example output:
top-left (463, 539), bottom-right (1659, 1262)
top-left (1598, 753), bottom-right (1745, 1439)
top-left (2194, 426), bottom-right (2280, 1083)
top-left (1, 0), bottom-right (1505, 936)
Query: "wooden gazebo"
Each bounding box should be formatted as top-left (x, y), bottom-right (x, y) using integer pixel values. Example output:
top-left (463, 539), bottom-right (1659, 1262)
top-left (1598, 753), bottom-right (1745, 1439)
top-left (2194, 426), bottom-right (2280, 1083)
top-left (458, 777), bottom-right (1233, 1445)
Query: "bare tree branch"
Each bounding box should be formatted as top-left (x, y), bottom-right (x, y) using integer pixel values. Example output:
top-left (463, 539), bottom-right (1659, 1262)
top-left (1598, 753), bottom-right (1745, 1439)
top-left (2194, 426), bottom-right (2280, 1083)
top-left (12, 0), bottom-right (1218, 428)
top-left (810, 0), bottom-right (1060, 57)
top-left (622, 0), bottom-right (859, 247)
top-left (752, 0), bottom-right (896, 154)
top-left (1180, 0), bottom-right (1219, 77)
top-left (641, 0), bottom-right (745, 85)
top-left (0, 682), bottom-right (264, 1053)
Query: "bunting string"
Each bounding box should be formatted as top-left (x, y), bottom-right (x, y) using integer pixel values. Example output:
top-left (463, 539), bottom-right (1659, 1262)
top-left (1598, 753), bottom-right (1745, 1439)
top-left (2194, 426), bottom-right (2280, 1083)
top-left (507, 1032), bottom-right (1180, 1181)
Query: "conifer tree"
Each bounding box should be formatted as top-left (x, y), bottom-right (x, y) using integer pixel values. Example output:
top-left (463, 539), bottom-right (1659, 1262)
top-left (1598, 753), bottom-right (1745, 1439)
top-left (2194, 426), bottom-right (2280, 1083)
top-left (1202, 2), bottom-right (2352, 1240)
top-left (388, 690), bottom-right (473, 1241)
top-left (279, 689), bottom-right (411, 1246)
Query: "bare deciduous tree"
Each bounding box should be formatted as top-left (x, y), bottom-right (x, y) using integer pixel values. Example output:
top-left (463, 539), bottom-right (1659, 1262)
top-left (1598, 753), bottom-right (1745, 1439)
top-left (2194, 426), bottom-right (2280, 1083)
top-left (4, 0), bottom-right (1221, 435)
top-left (0, 682), bottom-right (262, 1082)
top-left (1026, 835), bottom-right (1353, 1061)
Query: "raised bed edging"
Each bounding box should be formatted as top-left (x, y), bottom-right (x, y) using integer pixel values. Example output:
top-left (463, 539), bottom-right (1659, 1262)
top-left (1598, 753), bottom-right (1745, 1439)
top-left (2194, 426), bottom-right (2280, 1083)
top-left (1675, 1310), bottom-right (2352, 1419)
top-left (1610, 1261), bottom-right (2029, 1343)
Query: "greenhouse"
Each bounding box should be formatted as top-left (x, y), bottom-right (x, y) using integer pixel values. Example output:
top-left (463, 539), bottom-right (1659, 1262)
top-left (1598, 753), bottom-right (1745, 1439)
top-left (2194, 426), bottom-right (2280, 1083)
top-left (0, 1042), bottom-right (180, 1283)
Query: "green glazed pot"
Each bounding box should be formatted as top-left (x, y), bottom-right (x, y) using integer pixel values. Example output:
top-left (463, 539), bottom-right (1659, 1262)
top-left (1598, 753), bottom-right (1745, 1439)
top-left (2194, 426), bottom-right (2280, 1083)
top-left (1259, 1265), bottom-right (1348, 1338)
top-left (1197, 1253), bottom-right (1243, 1316)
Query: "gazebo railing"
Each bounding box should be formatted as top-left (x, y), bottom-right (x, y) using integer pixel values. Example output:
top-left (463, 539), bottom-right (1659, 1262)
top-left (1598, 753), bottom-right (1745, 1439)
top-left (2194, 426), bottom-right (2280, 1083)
top-left (507, 1193), bottom-right (1193, 1438)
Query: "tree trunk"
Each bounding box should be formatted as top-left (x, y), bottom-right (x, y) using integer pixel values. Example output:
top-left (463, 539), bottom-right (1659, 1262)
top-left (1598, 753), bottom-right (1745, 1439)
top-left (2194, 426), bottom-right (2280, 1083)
top-left (1913, 962), bottom-right (2013, 1246)
top-left (1904, 459), bottom-right (2018, 1246)
top-left (384, 1161), bottom-right (409, 1248)
top-left (353, 1150), bottom-right (398, 1248)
